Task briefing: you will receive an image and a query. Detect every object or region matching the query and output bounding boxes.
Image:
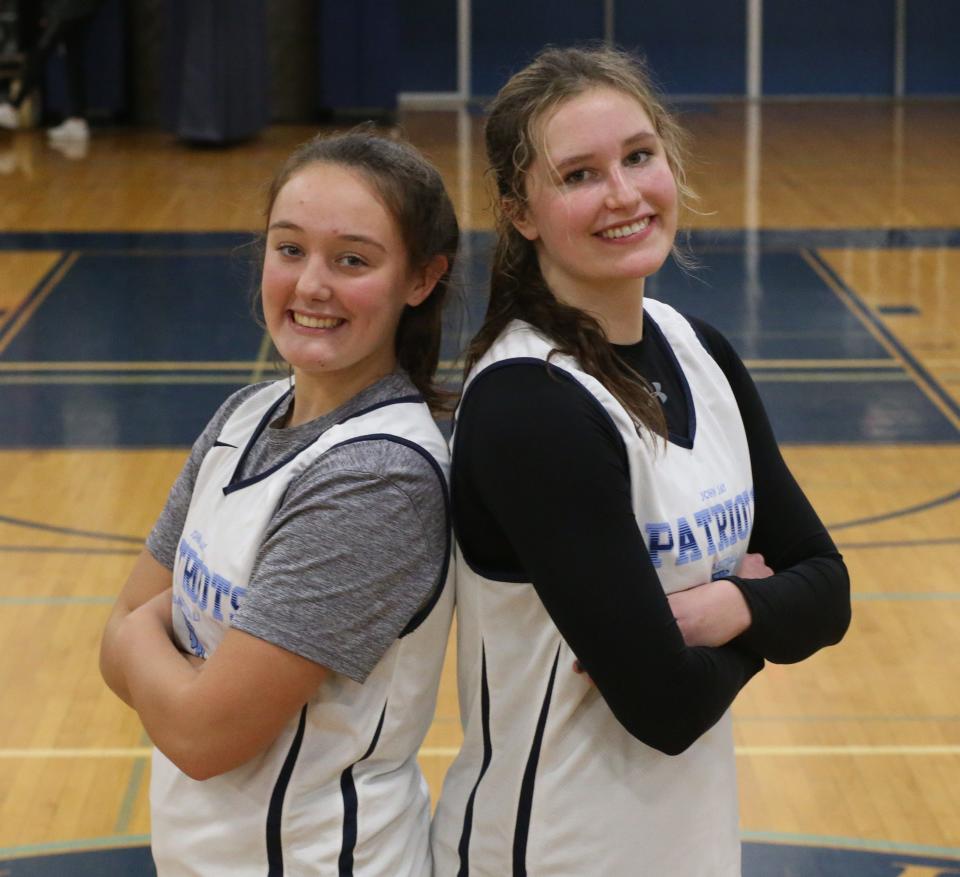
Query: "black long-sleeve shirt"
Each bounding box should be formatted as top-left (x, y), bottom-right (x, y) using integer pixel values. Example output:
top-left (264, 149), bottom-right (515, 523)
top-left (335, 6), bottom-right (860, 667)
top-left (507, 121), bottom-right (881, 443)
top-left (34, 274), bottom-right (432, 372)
top-left (452, 315), bottom-right (851, 753)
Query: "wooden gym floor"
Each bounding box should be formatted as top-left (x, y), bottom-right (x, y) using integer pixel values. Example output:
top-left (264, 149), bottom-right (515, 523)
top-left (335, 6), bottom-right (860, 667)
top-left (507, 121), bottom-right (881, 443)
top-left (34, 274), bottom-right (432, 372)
top-left (0, 100), bottom-right (958, 873)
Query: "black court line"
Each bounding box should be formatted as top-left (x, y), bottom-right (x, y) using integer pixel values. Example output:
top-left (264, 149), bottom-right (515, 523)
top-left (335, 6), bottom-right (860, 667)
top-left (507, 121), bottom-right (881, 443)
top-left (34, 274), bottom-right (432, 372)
top-left (0, 514), bottom-right (144, 543)
top-left (826, 487), bottom-right (960, 531)
top-left (837, 537), bottom-right (960, 550)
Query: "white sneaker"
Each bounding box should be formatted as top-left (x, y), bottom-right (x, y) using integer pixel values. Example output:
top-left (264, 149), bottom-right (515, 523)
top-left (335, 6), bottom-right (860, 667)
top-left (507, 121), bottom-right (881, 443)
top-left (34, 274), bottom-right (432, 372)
top-left (47, 117), bottom-right (90, 142)
top-left (0, 102), bottom-right (18, 131)
top-left (49, 138), bottom-right (89, 160)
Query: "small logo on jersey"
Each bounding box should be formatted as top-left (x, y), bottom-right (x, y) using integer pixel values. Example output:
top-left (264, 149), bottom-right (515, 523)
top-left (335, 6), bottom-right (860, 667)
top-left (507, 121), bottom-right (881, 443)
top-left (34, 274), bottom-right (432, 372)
top-left (651, 381), bottom-right (668, 404)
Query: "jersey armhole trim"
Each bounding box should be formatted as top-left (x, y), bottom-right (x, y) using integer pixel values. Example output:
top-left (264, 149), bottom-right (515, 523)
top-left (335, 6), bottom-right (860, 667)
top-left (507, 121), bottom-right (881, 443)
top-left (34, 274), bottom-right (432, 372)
top-left (222, 396), bottom-right (426, 496)
top-left (326, 434), bottom-right (452, 638)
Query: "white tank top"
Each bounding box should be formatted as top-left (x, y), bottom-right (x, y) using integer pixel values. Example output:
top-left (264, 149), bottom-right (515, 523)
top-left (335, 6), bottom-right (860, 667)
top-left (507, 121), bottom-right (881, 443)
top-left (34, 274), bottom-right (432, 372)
top-left (151, 380), bottom-right (454, 876)
top-left (431, 299), bottom-right (753, 876)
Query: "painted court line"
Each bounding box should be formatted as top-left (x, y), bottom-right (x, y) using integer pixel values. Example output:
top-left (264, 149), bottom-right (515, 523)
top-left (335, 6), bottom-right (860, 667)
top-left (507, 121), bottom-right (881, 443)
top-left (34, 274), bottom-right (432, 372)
top-left (828, 487), bottom-right (960, 531)
top-left (2, 591), bottom-right (956, 607)
top-left (0, 513), bottom-right (142, 543)
top-left (806, 248), bottom-right (960, 432)
top-left (0, 834), bottom-right (151, 861)
top-left (741, 831), bottom-right (960, 861)
top-left (0, 252), bottom-right (77, 355)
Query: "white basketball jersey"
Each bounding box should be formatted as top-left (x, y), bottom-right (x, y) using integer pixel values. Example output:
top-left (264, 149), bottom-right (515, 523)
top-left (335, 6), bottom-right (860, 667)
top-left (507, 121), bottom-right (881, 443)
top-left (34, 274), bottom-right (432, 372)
top-left (151, 381), bottom-right (454, 876)
top-left (431, 300), bottom-right (754, 876)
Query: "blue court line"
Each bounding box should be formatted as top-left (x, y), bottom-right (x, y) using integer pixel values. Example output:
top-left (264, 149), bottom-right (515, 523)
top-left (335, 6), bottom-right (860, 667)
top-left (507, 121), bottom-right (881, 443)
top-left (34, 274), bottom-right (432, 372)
top-left (0, 514), bottom-right (143, 544)
top-left (1, 832), bottom-right (956, 865)
top-left (826, 487), bottom-right (960, 531)
top-left (0, 231), bottom-right (256, 251)
top-left (114, 733), bottom-right (150, 835)
top-left (2, 228), bottom-right (959, 251)
top-left (807, 248), bottom-right (960, 427)
top-left (0, 252), bottom-right (72, 348)
top-left (0, 835), bottom-right (151, 861)
top-left (692, 227), bottom-right (960, 249)
top-left (741, 831), bottom-right (960, 862)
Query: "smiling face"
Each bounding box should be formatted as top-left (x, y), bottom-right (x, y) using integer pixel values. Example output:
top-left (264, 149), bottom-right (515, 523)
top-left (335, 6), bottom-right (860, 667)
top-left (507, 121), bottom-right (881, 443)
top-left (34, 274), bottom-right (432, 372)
top-left (512, 87), bottom-right (678, 314)
top-left (262, 162), bottom-right (435, 416)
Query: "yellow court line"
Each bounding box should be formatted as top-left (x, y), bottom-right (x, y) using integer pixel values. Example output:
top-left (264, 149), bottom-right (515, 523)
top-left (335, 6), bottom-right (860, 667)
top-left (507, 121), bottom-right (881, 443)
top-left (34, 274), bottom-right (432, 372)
top-left (249, 330), bottom-right (276, 384)
top-left (4, 745), bottom-right (959, 760)
top-left (0, 253), bottom-right (79, 356)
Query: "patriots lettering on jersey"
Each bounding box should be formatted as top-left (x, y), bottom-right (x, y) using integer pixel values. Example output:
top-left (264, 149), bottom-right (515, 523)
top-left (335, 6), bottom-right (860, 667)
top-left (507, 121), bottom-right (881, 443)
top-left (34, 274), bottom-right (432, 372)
top-left (644, 487), bottom-right (755, 570)
top-left (175, 536), bottom-right (246, 624)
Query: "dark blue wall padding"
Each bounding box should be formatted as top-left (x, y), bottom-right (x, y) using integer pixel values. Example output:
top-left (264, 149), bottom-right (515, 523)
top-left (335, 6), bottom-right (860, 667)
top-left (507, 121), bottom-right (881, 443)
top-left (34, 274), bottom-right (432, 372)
top-left (905, 0), bottom-right (960, 94)
top-left (317, 1), bottom-right (400, 112)
top-left (763, 0), bottom-right (895, 95)
top-left (615, 0), bottom-right (746, 95)
top-left (400, 0), bottom-right (457, 93)
top-left (470, 0), bottom-right (604, 98)
top-left (165, 0), bottom-right (269, 143)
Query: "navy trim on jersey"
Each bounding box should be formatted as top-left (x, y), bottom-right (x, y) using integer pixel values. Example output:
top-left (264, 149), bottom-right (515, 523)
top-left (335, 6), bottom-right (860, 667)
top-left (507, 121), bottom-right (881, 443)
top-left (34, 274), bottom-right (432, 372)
top-left (456, 644), bottom-right (493, 877)
top-left (338, 703), bottom-right (388, 876)
top-left (513, 645), bottom-right (561, 877)
top-left (266, 704), bottom-right (308, 877)
top-left (643, 311), bottom-right (697, 449)
top-left (212, 439), bottom-right (237, 449)
top-left (339, 394), bottom-right (424, 424)
top-left (222, 396), bottom-right (424, 496)
top-left (328, 434), bottom-right (452, 639)
top-left (454, 357), bottom-right (629, 584)
top-left (223, 388), bottom-right (292, 494)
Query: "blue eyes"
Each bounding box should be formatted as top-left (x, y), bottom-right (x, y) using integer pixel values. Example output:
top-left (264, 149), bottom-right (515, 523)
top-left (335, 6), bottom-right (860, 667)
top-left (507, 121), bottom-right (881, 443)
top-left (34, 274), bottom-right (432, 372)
top-left (562, 150), bottom-right (653, 185)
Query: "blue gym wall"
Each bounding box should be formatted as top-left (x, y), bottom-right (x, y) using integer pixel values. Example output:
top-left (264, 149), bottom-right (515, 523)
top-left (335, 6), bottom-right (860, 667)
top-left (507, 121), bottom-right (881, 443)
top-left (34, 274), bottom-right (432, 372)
top-left (400, 0), bottom-right (959, 100)
top-left (42, 0), bottom-right (960, 124)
